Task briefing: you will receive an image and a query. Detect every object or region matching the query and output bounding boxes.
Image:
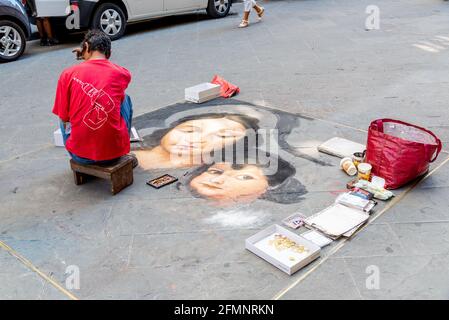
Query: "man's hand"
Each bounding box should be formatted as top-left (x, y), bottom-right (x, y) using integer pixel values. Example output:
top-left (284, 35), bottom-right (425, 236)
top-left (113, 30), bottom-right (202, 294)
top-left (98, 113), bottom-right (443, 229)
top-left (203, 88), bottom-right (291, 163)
top-left (72, 48), bottom-right (83, 60)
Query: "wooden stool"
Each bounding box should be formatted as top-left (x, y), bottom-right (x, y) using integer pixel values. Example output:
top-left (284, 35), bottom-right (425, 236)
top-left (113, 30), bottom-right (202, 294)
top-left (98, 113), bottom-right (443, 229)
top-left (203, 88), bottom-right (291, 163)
top-left (70, 157), bottom-right (134, 195)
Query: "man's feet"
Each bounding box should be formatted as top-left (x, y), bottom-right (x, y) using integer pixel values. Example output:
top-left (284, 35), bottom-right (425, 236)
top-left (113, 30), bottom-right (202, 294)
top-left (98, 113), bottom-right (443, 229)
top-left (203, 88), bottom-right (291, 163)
top-left (39, 38), bottom-right (48, 46)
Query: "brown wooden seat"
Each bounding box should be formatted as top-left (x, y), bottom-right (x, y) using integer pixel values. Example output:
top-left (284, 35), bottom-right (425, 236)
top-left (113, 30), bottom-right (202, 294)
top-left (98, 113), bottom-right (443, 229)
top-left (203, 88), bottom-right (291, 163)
top-left (70, 156), bottom-right (134, 195)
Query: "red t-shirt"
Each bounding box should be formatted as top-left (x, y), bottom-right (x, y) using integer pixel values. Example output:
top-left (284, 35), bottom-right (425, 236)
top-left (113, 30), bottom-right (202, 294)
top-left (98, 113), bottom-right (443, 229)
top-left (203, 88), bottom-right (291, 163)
top-left (53, 59), bottom-right (131, 161)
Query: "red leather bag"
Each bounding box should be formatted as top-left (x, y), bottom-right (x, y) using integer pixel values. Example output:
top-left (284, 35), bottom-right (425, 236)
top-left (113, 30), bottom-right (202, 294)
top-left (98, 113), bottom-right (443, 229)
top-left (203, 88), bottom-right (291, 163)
top-left (366, 119), bottom-right (442, 190)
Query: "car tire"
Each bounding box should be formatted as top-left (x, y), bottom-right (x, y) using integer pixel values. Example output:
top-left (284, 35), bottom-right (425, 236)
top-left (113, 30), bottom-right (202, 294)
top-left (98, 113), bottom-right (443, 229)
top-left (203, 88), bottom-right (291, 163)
top-left (207, 0), bottom-right (231, 18)
top-left (91, 3), bottom-right (126, 41)
top-left (0, 20), bottom-right (26, 63)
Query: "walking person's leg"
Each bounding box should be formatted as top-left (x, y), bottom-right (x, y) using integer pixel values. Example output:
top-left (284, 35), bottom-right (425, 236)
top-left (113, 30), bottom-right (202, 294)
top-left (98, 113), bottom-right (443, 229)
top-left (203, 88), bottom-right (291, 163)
top-left (253, 1), bottom-right (265, 20)
top-left (240, 0), bottom-right (265, 28)
top-left (36, 18), bottom-right (59, 46)
top-left (36, 18), bottom-right (48, 46)
top-left (43, 18), bottom-right (59, 46)
top-left (239, 0), bottom-right (252, 28)
top-left (245, 0), bottom-right (255, 11)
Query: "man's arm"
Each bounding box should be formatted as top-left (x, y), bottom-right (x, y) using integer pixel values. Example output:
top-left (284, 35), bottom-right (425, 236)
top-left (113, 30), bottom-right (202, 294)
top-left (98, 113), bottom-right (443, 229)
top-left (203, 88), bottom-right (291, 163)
top-left (52, 71), bottom-right (71, 123)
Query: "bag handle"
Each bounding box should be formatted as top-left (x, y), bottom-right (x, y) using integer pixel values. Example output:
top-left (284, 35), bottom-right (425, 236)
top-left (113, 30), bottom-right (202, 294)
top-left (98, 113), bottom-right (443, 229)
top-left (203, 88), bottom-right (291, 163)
top-left (370, 118), bottom-right (443, 162)
top-left (429, 138), bottom-right (442, 163)
top-left (371, 119), bottom-right (385, 133)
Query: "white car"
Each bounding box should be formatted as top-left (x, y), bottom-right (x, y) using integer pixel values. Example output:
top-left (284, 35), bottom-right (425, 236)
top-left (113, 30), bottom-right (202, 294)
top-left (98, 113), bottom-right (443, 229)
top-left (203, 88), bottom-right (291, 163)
top-left (68, 0), bottom-right (233, 40)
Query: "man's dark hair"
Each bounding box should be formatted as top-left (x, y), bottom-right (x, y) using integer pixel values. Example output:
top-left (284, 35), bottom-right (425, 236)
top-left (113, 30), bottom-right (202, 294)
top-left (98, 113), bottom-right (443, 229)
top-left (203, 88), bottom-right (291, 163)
top-left (81, 30), bottom-right (112, 59)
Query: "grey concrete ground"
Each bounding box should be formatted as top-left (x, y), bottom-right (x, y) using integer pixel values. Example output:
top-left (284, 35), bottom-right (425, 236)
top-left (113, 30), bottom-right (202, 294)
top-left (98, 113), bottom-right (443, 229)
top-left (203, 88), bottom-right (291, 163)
top-left (1, 0), bottom-right (449, 300)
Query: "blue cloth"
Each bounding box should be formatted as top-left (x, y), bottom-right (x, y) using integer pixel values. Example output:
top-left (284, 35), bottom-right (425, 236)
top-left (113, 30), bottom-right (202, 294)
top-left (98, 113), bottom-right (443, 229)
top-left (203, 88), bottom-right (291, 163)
top-left (121, 95), bottom-right (133, 135)
top-left (60, 95), bottom-right (133, 165)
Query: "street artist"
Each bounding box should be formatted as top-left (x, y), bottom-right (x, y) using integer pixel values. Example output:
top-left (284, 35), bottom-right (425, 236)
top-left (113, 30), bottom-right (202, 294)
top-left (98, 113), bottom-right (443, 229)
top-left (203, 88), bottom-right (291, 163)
top-left (53, 30), bottom-right (136, 166)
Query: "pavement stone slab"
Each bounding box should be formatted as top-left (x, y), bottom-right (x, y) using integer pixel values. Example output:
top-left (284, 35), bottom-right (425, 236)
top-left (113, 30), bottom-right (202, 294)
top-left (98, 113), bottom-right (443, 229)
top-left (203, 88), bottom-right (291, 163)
top-left (279, 258), bottom-right (362, 300)
top-left (343, 254), bottom-right (449, 300)
top-left (0, 249), bottom-right (68, 300)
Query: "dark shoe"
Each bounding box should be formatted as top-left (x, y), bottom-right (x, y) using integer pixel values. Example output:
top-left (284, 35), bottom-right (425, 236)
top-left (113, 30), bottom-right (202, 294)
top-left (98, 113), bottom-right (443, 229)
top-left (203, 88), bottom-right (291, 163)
top-left (47, 38), bottom-right (60, 46)
top-left (39, 38), bottom-right (48, 46)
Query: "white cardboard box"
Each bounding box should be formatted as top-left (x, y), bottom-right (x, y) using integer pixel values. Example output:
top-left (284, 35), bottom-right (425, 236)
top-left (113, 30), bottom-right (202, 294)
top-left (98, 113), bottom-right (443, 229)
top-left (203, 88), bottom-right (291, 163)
top-left (246, 225), bottom-right (321, 275)
top-left (185, 83), bottom-right (221, 104)
top-left (54, 128), bottom-right (64, 147)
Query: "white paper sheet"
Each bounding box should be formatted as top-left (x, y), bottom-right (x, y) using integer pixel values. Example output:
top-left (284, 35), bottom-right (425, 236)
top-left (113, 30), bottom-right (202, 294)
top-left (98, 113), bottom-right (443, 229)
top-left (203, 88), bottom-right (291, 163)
top-left (302, 230), bottom-right (333, 248)
top-left (305, 204), bottom-right (369, 238)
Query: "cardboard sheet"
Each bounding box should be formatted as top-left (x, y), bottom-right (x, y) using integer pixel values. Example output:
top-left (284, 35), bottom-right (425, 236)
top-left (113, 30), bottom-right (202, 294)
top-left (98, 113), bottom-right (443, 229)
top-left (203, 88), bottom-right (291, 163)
top-left (317, 137), bottom-right (365, 158)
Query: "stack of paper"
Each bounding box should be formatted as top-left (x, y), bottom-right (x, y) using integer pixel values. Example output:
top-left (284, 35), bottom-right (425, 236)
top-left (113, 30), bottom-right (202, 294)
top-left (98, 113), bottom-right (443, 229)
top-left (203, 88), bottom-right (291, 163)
top-left (302, 230), bottom-right (333, 248)
top-left (304, 204), bottom-right (369, 239)
top-left (335, 193), bottom-right (376, 213)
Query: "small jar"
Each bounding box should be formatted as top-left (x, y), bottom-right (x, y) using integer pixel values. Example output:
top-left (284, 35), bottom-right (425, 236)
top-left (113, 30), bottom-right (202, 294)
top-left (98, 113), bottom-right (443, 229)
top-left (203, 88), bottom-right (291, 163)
top-left (357, 163), bottom-right (372, 181)
top-left (352, 151), bottom-right (365, 168)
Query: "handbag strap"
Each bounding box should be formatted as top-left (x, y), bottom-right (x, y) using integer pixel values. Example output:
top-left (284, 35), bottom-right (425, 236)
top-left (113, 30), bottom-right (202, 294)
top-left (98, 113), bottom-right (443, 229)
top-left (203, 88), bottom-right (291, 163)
top-left (429, 138), bottom-right (443, 163)
top-left (371, 119), bottom-right (384, 133)
top-left (370, 119), bottom-right (443, 163)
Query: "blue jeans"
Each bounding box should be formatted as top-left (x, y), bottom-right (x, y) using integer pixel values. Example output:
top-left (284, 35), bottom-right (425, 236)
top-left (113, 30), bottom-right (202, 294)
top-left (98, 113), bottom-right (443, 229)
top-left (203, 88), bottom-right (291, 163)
top-left (60, 95), bottom-right (133, 165)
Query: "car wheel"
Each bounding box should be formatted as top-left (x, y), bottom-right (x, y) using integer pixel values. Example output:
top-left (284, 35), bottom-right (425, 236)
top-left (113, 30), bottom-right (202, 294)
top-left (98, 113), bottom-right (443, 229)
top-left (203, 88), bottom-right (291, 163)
top-left (0, 20), bottom-right (26, 63)
top-left (207, 0), bottom-right (231, 18)
top-left (92, 3), bottom-right (126, 41)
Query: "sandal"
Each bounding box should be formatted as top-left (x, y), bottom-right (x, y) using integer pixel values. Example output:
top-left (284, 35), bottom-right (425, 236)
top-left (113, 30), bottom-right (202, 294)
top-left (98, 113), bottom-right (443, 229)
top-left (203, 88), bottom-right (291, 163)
top-left (239, 19), bottom-right (249, 28)
top-left (257, 7), bottom-right (265, 20)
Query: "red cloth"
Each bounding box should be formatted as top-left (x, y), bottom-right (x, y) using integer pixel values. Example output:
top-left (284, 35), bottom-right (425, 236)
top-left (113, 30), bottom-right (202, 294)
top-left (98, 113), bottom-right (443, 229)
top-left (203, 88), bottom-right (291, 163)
top-left (211, 75), bottom-right (240, 98)
top-left (53, 59), bottom-right (131, 161)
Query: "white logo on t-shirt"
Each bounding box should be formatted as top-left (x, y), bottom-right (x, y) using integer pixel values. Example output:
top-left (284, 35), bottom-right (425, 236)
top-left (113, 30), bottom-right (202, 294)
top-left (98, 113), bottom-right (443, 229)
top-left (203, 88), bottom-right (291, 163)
top-left (73, 77), bottom-right (116, 130)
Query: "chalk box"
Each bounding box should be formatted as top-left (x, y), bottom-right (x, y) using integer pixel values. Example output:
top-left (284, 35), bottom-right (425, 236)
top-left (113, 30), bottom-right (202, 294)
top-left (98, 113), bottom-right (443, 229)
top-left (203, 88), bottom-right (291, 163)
top-left (185, 83), bottom-right (221, 103)
top-left (246, 225), bottom-right (321, 275)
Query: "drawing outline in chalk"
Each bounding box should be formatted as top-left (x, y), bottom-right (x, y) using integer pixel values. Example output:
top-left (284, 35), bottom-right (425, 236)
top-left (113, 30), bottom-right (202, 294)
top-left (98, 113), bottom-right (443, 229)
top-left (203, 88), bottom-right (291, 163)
top-left (73, 77), bottom-right (116, 130)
